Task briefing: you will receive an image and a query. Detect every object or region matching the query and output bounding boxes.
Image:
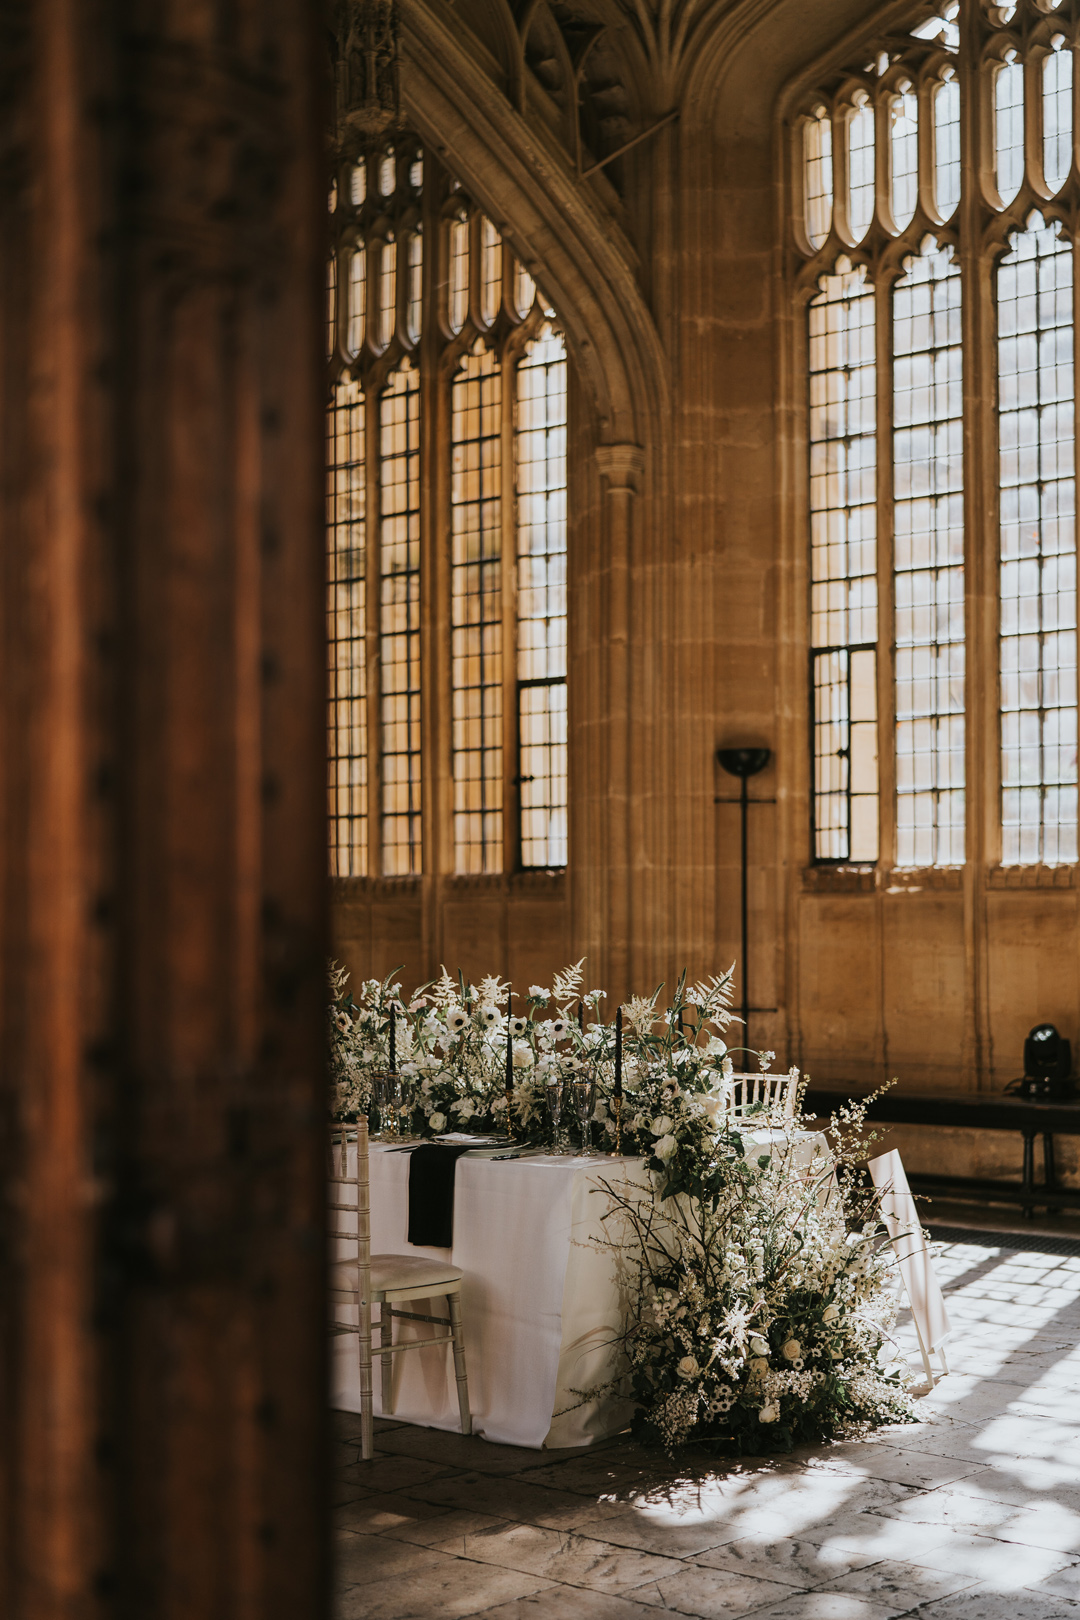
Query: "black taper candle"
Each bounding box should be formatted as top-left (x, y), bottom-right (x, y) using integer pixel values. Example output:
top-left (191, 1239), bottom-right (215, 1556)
top-left (389, 1002), bottom-right (396, 1072)
top-left (614, 1005), bottom-right (623, 1098)
top-left (505, 985), bottom-right (513, 1094)
top-left (578, 1001), bottom-right (584, 1033)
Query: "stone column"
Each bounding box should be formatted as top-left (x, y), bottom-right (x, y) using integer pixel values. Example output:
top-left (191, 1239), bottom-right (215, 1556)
top-left (0, 4), bottom-right (328, 1617)
top-left (590, 444), bottom-right (644, 1000)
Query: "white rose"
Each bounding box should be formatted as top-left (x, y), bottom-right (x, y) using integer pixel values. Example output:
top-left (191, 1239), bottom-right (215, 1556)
top-left (749, 1335), bottom-right (769, 1358)
top-left (677, 1355), bottom-right (699, 1379)
top-left (451, 1098), bottom-right (476, 1119)
top-left (428, 1112), bottom-right (447, 1132)
top-left (651, 1114), bottom-right (673, 1136)
top-left (654, 1134), bottom-right (678, 1161)
top-left (512, 1041), bottom-right (533, 1068)
top-left (782, 1338), bottom-right (801, 1361)
top-left (758, 1403), bottom-right (780, 1424)
top-left (822, 1304), bottom-right (839, 1326)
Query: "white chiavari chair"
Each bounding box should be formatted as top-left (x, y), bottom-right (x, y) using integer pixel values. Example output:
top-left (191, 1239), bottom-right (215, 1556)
top-left (727, 1065), bottom-right (801, 1122)
top-left (328, 1117), bottom-right (472, 1461)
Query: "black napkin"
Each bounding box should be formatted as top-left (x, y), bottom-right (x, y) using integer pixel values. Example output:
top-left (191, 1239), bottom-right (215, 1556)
top-left (407, 1143), bottom-right (474, 1247)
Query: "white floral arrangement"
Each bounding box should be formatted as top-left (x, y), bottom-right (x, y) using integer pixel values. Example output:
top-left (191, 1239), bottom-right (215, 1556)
top-left (591, 1110), bottom-right (915, 1453)
top-left (328, 957), bottom-right (917, 1453)
top-left (327, 962), bottom-right (402, 1119)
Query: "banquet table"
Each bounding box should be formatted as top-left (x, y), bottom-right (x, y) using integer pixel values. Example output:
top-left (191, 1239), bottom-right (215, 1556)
top-left (331, 1127), bottom-right (831, 1449)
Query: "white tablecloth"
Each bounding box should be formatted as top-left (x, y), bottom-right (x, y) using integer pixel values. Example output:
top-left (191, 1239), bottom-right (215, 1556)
top-left (332, 1146), bottom-right (651, 1448)
top-left (331, 1128), bottom-right (831, 1449)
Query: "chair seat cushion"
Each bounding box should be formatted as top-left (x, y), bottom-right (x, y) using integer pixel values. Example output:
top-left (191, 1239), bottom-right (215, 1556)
top-left (331, 1254), bottom-right (464, 1298)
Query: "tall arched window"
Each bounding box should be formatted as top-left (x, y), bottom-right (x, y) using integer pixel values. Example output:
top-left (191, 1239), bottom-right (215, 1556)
top-left (326, 141), bottom-right (569, 878)
top-left (791, 1), bottom-right (1080, 872)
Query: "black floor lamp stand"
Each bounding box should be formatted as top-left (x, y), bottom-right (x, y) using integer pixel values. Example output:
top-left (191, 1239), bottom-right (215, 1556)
top-left (716, 747), bottom-right (774, 1040)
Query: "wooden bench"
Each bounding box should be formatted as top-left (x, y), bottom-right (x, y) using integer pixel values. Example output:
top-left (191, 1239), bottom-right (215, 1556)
top-left (803, 1086), bottom-right (1080, 1218)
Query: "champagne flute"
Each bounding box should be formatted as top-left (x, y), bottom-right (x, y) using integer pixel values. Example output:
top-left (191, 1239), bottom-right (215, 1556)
top-left (381, 1069), bottom-right (401, 1141)
top-left (546, 1075), bottom-right (565, 1153)
top-left (369, 1071), bottom-right (390, 1140)
top-left (572, 1072), bottom-right (598, 1156)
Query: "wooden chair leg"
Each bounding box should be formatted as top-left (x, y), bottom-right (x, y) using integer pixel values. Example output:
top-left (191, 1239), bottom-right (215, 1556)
top-left (379, 1304), bottom-right (394, 1414)
top-left (447, 1290), bottom-right (472, 1436)
top-left (358, 1298), bottom-right (374, 1462)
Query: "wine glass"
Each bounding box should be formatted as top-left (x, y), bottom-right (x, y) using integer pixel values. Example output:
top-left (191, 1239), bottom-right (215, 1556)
top-left (546, 1076), bottom-right (566, 1153)
top-left (572, 1072), bottom-right (598, 1156)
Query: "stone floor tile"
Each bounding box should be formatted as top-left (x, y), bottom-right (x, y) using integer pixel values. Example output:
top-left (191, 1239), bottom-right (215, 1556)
top-left (807, 1443), bottom-right (980, 1491)
top-left (402, 1469), bottom-right (614, 1529)
top-left (444, 1522), bottom-right (685, 1594)
top-left (334, 1531), bottom-right (445, 1590)
top-left (568, 1501), bottom-right (747, 1559)
top-left (824, 1556), bottom-right (980, 1604)
top-left (725, 1591), bottom-right (910, 1620)
top-left (475, 1588), bottom-right (659, 1618)
top-left (692, 1534), bottom-right (885, 1588)
top-left (912, 1585), bottom-right (1080, 1619)
top-left (795, 1511), bottom-right (969, 1560)
top-left (514, 1458), bottom-right (694, 1500)
top-left (877, 1487), bottom-right (1080, 1555)
top-left (629, 1564), bottom-right (805, 1618)
top-left (1029, 1564), bottom-right (1080, 1602)
top-left (331, 1484), bottom-right (372, 1509)
top-left (373, 1426), bottom-right (572, 1477)
top-left (382, 1509), bottom-right (510, 1549)
top-left (877, 1424), bottom-right (982, 1462)
top-left (334, 1559), bottom-right (555, 1620)
top-left (822, 1522), bottom-right (1075, 1587)
top-left (334, 1492), bottom-right (454, 1534)
top-left (340, 1454), bottom-right (452, 1494)
top-left (945, 1471), bottom-right (1080, 1516)
top-left (331, 1409), bottom-right (407, 1440)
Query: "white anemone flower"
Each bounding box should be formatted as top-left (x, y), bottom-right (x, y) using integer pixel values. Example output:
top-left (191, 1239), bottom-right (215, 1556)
top-left (447, 1008), bottom-right (468, 1032)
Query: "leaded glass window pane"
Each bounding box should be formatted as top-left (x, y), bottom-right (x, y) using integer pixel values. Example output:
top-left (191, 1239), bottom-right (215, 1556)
top-left (893, 245), bottom-right (965, 867)
top-left (516, 326), bottom-right (568, 869)
top-left (380, 362), bottom-right (422, 875)
top-left (451, 347), bottom-right (503, 874)
top-left (809, 266), bottom-right (878, 860)
top-left (998, 219), bottom-right (1078, 865)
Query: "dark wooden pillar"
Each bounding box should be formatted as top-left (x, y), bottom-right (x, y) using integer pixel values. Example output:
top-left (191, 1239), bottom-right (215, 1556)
top-left (0, 2), bottom-right (329, 1616)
